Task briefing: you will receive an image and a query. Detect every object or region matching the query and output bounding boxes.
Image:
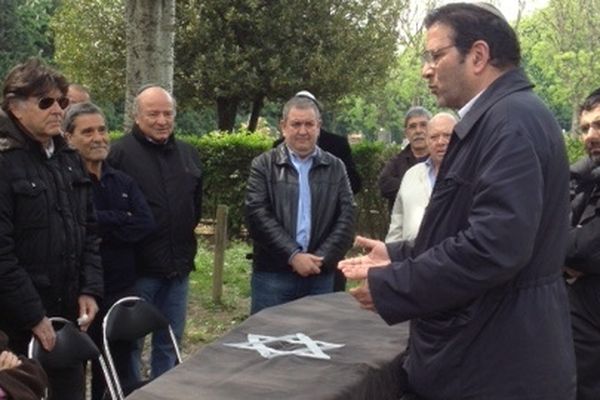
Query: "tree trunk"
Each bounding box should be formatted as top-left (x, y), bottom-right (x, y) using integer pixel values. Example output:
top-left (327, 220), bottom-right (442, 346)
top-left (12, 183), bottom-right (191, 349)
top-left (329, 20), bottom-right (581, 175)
top-left (123, 0), bottom-right (175, 132)
top-left (248, 95), bottom-right (264, 132)
top-left (217, 97), bottom-right (239, 132)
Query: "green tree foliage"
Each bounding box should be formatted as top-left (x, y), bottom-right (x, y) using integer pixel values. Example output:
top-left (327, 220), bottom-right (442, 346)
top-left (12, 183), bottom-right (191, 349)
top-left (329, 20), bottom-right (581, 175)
top-left (565, 135), bottom-right (585, 164)
top-left (518, 0), bottom-right (600, 132)
top-left (175, 0), bottom-right (405, 131)
top-left (352, 141), bottom-right (400, 239)
top-left (333, 46), bottom-right (439, 141)
top-left (330, 0), bottom-right (438, 142)
top-left (51, 0), bottom-right (125, 102)
top-left (0, 0), bottom-right (57, 78)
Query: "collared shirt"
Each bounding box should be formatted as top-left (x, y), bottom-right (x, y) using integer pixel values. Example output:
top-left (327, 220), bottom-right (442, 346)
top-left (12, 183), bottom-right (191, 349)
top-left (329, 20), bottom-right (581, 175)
top-left (288, 146), bottom-right (318, 251)
top-left (44, 139), bottom-right (55, 158)
top-left (458, 90), bottom-right (484, 119)
top-left (424, 157), bottom-right (437, 188)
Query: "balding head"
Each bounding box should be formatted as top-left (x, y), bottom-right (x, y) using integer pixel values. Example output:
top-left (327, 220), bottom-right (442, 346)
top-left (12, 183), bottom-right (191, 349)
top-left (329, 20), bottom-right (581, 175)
top-left (67, 84), bottom-right (91, 104)
top-left (426, 112), bottom-right (457, 170)
top-left (133, 85), bottom-right (176, 143)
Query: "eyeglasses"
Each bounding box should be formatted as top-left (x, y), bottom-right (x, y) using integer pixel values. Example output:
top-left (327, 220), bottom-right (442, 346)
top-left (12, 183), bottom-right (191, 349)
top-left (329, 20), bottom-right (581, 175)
top-left (37, 96), bottom-right (70, 110)
top-left (421, 44), bottom-right (455, 66)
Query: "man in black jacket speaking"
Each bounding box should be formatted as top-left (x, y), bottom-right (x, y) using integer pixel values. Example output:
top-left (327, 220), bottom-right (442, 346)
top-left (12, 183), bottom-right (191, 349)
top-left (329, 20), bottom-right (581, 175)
top-left (245, 95), bottom-right (354, 314)
top-left (108, 85), bottom-right (203, 379)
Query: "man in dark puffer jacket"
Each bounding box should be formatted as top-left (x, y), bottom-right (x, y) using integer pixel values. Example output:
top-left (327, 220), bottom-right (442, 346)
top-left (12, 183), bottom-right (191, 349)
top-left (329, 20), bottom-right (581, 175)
top-left (0, 58), bottom-right (103, 400)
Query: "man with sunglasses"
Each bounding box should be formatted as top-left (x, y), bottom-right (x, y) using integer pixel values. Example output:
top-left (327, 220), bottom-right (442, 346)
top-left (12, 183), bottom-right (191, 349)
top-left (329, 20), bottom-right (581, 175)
top-left (0, 58), bottom-right (103, 400)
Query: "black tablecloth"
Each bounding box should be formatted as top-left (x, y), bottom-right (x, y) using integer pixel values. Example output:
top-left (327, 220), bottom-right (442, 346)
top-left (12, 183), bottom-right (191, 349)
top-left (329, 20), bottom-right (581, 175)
top-left (126, 292), bottom-right (410, 400)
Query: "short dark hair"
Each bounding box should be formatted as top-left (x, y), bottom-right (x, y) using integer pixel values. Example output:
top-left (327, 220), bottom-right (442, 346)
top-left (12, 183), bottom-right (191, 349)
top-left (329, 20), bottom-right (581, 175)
top-left (2, 58), bottom-right (69, 111)
top-left (580, 88), bottom-right (600, 115)
top-left (404, 106), bottom-right (432, 127)
top-left (63, 102), bottom-right (105, 134)
top-left (424, 2), bottom-right (521, 69)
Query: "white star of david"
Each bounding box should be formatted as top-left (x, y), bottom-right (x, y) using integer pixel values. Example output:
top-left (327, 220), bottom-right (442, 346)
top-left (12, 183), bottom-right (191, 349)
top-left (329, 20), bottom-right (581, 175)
top-left (224, 333), bottom-right (344, 360)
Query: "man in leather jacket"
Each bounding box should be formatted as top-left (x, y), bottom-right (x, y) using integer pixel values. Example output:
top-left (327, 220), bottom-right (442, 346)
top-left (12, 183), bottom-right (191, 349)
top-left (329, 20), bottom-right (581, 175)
top-left (245, 95), bottom-right (354, 314)
top-left (565, 87), bottom-right (600, 400)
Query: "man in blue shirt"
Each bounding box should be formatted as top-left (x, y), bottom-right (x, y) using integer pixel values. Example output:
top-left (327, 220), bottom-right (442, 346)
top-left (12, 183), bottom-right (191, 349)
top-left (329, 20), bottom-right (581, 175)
top-left (245, 95), bottom-right (355, 314)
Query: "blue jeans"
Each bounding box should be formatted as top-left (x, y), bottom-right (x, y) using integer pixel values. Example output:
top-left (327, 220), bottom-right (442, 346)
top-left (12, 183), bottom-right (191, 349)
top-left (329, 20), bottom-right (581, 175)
top-left (251, 269), bottom-right (334, 314)
top-left (134, 275), bottom-right (189, 379)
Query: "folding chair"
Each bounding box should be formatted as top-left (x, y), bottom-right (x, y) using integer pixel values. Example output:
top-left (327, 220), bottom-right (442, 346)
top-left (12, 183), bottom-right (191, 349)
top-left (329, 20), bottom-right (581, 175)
top-left (28, 316), bottom-right (117, 400)
top-left (102, 296), bottom-right (182, 400)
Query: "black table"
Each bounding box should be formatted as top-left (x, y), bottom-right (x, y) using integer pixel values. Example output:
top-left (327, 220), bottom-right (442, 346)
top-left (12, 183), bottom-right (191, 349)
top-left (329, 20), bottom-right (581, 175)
top-left (126, 292), bottom-right (409, 400)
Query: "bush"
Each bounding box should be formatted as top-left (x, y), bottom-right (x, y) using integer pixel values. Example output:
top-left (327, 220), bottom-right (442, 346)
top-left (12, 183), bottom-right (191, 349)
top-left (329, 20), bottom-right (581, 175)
top-left (108, 131), bottom-right (584, 240)
top-left (352, 141), bottom-right (400, 239)
top-left (190, 130), bottom-right (272, 235)
top-left (565, 134), bottom-right (585, 164)
top-left (109, 129), bottom-right (398, 238)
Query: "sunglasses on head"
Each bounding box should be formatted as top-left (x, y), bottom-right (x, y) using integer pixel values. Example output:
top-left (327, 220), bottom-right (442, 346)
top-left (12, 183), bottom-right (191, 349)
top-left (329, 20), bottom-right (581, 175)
top-left (38, 96), bottom-right (70, 110)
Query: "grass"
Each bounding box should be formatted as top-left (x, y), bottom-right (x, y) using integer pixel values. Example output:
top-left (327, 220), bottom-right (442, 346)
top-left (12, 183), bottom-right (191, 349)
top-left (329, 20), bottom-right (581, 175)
top-left (181, 239), bottom-right (359, 356)
top-left (182, 239), bottom-right (252, 354)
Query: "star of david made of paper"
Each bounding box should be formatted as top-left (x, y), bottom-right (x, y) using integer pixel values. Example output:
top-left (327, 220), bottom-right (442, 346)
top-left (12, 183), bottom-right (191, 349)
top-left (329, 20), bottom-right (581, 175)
top-left (224, 333), bottom-right (344, 360)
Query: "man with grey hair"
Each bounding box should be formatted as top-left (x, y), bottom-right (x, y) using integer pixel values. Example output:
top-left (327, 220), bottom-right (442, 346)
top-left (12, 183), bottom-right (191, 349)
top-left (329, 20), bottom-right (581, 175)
top-left (108, 85), bottom-right (203, 379)
top-left (63, 102), bottom-right (155, 399)
top-left (378, 106), bottom-right (431, 211)
top-left (66, 84), bottom-right (91, 104)
top-left (386, 112), bottom-right (456, 243)
top-left (245, 95), bottom-right (354, 314)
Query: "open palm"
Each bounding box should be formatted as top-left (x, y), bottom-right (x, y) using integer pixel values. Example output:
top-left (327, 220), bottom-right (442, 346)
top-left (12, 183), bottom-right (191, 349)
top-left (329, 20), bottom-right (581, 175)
top-left (338, 236), bottom-right (390, 280)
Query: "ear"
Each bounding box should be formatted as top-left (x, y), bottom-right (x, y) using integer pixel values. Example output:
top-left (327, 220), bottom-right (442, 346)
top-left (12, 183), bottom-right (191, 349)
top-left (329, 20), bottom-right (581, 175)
top-left (7, 100), bottom-right (25, 120)
top-left (469, 40), bottom-right (491, 74)
top-left (279, 119), bottom-right (286, 137)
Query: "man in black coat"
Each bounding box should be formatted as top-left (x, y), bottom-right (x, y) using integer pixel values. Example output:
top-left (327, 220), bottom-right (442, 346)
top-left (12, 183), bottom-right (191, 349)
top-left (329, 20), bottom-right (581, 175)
top-left (377, 107), bottom-right (430, 211)
top-left (564, 87), bottom-right (600, 400)
top-left (108, 85), bottom-right (203, 379)
top-left (0, 58), bottom-right (103, 400)
top-left (339, 4), bottom-right (575, 399)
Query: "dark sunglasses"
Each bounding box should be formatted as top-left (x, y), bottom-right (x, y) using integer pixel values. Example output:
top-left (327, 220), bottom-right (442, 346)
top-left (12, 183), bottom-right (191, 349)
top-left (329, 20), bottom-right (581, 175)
top-left (38, 96), bottom-right (70, 110)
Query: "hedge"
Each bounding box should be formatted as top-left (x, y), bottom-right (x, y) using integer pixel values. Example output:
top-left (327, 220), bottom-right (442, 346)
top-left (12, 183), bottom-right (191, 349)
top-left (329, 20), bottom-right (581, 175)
top-left (109, 130), bottom-right (585, 239)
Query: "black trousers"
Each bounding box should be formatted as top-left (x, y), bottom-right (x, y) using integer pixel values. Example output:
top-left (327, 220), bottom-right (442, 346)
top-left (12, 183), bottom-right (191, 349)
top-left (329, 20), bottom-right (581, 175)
top-left (88, 286), bottom-right (138, 400)
top-left (332, 269), bottom-right (347, 292)
top-left (569, 276), bottom-right (600, 400)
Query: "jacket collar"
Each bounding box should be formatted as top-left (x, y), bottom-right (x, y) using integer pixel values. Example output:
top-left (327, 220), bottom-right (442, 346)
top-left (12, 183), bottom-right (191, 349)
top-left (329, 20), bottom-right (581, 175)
top-left (274, 142), bottom-right (329, 167)
top-left (131, 123), bottom-right (176, 149)
top-left (571, 156), bottom-right (600, 184)
top-left (454, 67), bottom-right (533, 140)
